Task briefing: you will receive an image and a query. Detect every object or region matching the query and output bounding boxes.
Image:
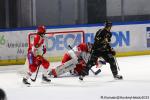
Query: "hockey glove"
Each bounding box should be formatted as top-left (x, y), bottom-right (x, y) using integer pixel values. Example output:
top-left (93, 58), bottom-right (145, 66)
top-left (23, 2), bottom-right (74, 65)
top-left (110, 48), bottom-right (116, 56)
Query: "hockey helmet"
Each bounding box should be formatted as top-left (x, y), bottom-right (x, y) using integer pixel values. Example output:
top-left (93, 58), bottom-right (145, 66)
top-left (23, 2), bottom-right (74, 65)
top-left (0, 88), bottom-right (7, 100)
top-left (37, 25), bottom-right (46, 34)
top-left (104, 20), bottom-right (112, 27)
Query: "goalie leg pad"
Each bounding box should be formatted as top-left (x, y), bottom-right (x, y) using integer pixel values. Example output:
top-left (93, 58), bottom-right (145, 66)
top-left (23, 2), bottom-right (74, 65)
top-left (52, 59), bottom-right (78, 77)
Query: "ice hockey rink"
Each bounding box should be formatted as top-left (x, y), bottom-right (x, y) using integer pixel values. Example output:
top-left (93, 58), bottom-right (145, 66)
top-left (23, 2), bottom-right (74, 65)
top-left (0, 55), bottom-right (150, 100)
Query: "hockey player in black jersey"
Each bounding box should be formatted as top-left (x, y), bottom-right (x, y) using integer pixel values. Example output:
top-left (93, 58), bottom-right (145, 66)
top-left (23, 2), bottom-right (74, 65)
top-left (80, 20), bottom-right (123, 80)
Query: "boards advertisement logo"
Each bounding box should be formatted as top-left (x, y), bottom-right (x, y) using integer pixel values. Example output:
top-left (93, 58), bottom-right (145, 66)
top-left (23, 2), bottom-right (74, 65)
top-left (46, 33), bottom-right (82, 51)
top-left (146, 27), bottom-right (150, 47)
top-left (85, 31), bottom-right (130, 48)
top-left (111, 31), bottom-right (130, 47)
top-left (0, 35), bottom-right (6, 47)
top-left (7, 42), bottom-right (28, 55)
top-left (45, 30), bottom-right (130, 52)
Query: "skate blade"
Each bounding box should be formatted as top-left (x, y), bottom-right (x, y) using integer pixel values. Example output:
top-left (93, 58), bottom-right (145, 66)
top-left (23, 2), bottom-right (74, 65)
top-left (22, 83), bottom-right (31, 87)
top-left (114, 77), bottom-right (123, 80)
top-left (41, 80), bottom-right (51, 84)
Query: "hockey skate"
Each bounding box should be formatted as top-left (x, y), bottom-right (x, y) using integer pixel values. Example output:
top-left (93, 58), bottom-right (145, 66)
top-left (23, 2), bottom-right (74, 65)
top-left (22, 78), bottom-right (30, 86)
top-left (114, 75), bottom-right (123, 80)
top-left (42, 75), bottom-right (51, 83)
top-left (79, 75), bottom-right (84, 81)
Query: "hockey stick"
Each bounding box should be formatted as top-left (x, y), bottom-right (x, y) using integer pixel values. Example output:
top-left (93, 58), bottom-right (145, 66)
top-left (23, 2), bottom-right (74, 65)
top-left (30, 47), bottom-right (45, 82)
top-left (114, 56), bottom-right (120, 71)
top-left (68, 45), bottom-right (101, 75)
top-left (30, 54), bottom-right (43, 82)
top-left (90, 68), bottom-right (101, 75)
top-left (30, 63), bottom-right (41, 82)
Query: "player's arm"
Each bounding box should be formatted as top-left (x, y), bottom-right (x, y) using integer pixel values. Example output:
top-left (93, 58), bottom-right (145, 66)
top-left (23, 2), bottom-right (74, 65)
top-left (34, 35), bottom-right (44, 48)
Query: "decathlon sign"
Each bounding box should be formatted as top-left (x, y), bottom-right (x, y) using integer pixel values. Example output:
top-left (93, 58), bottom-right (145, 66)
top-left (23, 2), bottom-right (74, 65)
top-left (46, 33), bottom-right (83, 51)
top-left (45, 30), bottom-right (130, 52)
top-left (84, 31), bottom-right (130, 48)
top-left (111, 31), bottom-right (130, 47)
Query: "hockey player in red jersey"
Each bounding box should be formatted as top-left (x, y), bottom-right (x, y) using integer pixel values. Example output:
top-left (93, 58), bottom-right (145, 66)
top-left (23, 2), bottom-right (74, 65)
top-left (49, 43), bottom-right (105, 78)
top-left (23, 26), bottom-right (51, 85)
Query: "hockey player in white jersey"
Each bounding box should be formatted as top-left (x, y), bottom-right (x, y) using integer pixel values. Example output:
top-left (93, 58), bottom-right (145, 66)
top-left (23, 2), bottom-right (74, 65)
top-left (48, 43), bottom-right (105, 78)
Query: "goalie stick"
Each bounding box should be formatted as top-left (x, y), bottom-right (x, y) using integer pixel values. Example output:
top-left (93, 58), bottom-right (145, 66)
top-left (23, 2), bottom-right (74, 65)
top-left (68, 45), bottom-right (101, 75)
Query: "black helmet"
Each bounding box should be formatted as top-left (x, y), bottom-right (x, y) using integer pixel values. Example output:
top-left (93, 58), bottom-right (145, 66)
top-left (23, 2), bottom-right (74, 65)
top-left (104, 20), bottom-right (112, 27)
top-left (0, 88), bottom-right (7, 100)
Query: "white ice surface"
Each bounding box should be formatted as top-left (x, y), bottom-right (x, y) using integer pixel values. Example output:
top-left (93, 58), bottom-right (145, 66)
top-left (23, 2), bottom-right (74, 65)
top-left (0, 55), bottom-right (150, 100)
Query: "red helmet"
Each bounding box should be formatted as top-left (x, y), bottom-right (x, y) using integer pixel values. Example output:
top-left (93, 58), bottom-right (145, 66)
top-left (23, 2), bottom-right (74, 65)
top-left (37, 25), bottom-right (46, 34)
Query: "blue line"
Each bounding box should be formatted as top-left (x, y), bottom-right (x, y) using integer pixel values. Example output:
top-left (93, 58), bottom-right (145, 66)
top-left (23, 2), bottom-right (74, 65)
top-left (0, 20), bottom-right (150, 32)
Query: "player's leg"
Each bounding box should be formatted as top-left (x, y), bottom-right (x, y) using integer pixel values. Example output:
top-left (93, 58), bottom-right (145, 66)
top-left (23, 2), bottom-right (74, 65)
top-left (83, 51), bottom-right (98, 75)
top-left (23, 72), bottom-right (32, 85)
top-left (23, 53), bottom-right (38, 85)
top-left (49, 58), bottom-right (78, 78)
top-left (41, 58), bottom-right (51, 82)
top-left (49, 53), bottom-right (74, 77)
top-left (23, 63), bottom-right (38, 85)
top-left (74, 63), bottom-right (86, 76)
top-left (62, 53), bottom-right (75, 75)
top-left (78, 51), bottom-right (98, 80)
top-left (101, 53), bottom-right (123, 80)
top-left (62, 53), bottom-right (71, 63)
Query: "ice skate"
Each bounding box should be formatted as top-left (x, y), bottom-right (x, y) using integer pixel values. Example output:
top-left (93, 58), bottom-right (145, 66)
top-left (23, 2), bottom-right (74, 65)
top-left (114, 75), bottom-right (123, 80)
top-left (42, 75), bottom-right (51, 83)
top-left (22, 78), bottom-right (30, 86)
top-left (79, 75), bottom-right (84, 81)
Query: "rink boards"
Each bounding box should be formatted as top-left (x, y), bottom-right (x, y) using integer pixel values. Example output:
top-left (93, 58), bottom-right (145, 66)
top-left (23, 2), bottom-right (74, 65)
top-left (0, 21), bottom-right (150, 65)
